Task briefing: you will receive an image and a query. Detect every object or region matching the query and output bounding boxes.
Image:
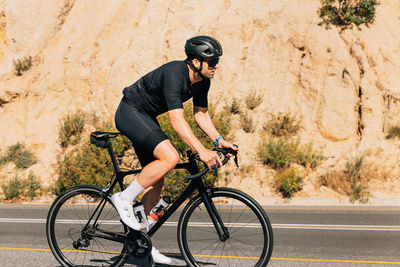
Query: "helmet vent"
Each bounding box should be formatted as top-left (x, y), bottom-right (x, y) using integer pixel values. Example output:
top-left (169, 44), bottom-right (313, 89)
top-left (204, 49), bottom-right (212, 55)
top-left (185, 36), bottom-right (223, 59)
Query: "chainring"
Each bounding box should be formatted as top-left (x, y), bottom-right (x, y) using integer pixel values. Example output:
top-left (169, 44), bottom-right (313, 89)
top-left (126, 231), bottom-right (152, 259)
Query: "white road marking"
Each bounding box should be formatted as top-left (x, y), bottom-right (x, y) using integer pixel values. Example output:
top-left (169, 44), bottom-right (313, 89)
top-left (1, 218), bottom-right (400, 231)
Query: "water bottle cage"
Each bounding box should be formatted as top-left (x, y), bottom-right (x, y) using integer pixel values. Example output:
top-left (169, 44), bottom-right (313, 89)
top-left (135, 211), bottom-right (144, 223)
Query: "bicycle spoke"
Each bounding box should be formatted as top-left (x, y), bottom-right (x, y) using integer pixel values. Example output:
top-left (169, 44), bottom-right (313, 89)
top-left (179, 189), bottom-right (272, 266)
top-left (218, 241), bottom-right (225, 266)
top-left (94, 238), bottom-right (112, 265)
top-left (229, 216), bottom-right (263, 235)
top-left (72, 248), bottom-right (78, 265)
top-left (205, 239), bottom-right (223, 263)
top-left (195, 238), bottom-right (221, 253)
top-left (83, 243), bottom-right (88, 265)
top-left (47, 187), bottom-right (127, 266)
top-left (229, 239), bottom-right (244, 267)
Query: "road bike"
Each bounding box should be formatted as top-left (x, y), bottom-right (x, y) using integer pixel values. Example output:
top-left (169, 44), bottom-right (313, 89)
top-left (46, 131), bottom-right (274, 266)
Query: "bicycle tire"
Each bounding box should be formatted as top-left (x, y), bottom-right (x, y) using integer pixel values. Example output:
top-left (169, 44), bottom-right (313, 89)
top-left (46, 185), bottom-right (128, 267)
top-left (177, 187), bottom-right (273, 267)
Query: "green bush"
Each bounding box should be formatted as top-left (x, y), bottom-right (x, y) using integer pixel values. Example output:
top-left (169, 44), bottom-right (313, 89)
top-left (257, 138), bottom-right (324, 170)
top-left (0, 143), bottom-right (37, 169)
top-left (59, 114), bottom-right (85, 148)
top-left (257, 138), bottom-right (294, 169)
top-left (1, 172), bottom-right (42, 200)
top-left (54, 145), bottom-right (114, 195)
top-left (245, 89), bottom-right (263, 110)
top-left (295, 143), bottom-right (325, 169)
top-left (263, 113), bottom-right (300, 137)
top-left (318, 0), bottom-right (380, 28)
top-left (13, 56), bottom-right (32, 76)
top-left (23, 172), bottom-right (42, 200)
top-left (345, 156), bottom-right (370, 203)
top-left (54, 123), bottom-right (131, 195)
top-left (1, 175), bottom-right (23, 200)
top-left (275, 168), bottom-right (303, 198)
top-left (240, 112), bottom-right (255, 133)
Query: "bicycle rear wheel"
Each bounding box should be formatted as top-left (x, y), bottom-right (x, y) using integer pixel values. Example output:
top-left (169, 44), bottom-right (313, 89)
top-left (178, 187), bottom-right (273, 267)
top-left (46, 185), bottom-right (128, 267)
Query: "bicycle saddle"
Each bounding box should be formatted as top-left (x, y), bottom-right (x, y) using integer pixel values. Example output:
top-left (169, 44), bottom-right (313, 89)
top-left (90, 131), bottom-right (121, 138)
top-left (90, 131), bottom-right (122, 148)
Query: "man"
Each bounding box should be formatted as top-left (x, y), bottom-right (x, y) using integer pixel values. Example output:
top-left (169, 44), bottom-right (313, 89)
top-left (112, 35), bottom-right (238, 264)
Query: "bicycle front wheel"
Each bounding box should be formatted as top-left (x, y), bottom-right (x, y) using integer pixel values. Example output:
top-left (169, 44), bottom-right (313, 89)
top-left (46, 185), bottom-right (128, 267)
top-left (178, 187), bottom-right (273, 267)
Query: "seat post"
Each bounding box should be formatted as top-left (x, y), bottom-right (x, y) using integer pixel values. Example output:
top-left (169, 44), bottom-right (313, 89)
top-left (107, 142), bottom-right (120, 173)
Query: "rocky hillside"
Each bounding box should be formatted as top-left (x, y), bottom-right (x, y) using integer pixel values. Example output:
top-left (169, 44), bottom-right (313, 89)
top-left (1, 0), bottom-right (400, 204)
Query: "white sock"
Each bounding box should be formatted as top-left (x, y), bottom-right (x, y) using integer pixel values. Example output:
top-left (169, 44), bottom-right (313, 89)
top-left (119, 179), bottom-right (145, 203)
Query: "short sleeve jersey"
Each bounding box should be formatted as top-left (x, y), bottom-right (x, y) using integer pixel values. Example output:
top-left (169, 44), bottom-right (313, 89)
top-left (122, 61), bottom-right (210, 117)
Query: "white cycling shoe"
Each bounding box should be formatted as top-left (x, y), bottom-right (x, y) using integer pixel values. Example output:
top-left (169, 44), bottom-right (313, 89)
top-left (152, 247), bottom-right (172, 265)
top-left (111, 193), bottom-right (141, 231)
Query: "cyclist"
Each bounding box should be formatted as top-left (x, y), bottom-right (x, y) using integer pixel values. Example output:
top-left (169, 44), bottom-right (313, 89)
top-left (112, 35), bottom-right (238, 264)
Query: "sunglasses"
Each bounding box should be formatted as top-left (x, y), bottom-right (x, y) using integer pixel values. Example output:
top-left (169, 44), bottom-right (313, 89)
top-left (205, 58), bottom-right (219, 68)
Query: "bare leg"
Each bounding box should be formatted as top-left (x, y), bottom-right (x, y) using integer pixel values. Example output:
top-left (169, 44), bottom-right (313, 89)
top-left (136, 140), bottom-right (178, 213)
top-left (142, 178), bottom-right (164, 215)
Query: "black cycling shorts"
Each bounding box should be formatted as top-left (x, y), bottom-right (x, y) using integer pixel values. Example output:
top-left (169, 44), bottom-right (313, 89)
top-left (115, 99), bottom-right (169, 167)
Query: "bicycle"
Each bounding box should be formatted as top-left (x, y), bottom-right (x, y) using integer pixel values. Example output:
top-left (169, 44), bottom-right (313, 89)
top-left (46, 131), bottom-right (274, 266)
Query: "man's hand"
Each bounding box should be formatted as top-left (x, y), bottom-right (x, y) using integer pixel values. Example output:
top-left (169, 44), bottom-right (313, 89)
top-left (218, 139), bottom-right (239, 157)
top-left (198, 149), bottom-right (223, 170)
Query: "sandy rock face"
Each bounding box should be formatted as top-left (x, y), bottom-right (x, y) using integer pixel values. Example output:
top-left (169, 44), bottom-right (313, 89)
top-left (0, 0), bottom-right (400, 202)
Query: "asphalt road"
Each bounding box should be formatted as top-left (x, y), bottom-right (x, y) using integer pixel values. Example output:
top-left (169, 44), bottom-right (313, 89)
top-left (0, 204), bottom-right (400, 266)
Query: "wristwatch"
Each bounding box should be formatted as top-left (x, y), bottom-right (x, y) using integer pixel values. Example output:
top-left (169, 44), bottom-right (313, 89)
top-left (214, 136), bottom-right (224, 146)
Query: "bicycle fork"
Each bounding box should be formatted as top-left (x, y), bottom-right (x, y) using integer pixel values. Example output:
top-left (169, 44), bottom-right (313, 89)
top-left (199, 186), bottom-right (230, 242)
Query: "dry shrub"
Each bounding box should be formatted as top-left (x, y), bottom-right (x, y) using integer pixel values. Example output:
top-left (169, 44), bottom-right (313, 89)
top-left (245, 89), bottom-right (263, 110)
top-left (0, 143), bottom-right (37, 169)
top-left (386, 125), bottom-right (400, 139)
top-left (224, 97), bottom-right (240, 114)
top-left (263, 113), bottom-right (300, 137)
top-left (320, 156), bottom-right (371, 203)
top-left (58, 113), bottom-right (85, 148)
top-left (13, 56), bottom-right (33, 76)
top-left (320, 170), bottom-right (350, 195)
top-left (240, 112), bottom-right (255, 133)
top-left (239, 164), bottom-right (256, 175)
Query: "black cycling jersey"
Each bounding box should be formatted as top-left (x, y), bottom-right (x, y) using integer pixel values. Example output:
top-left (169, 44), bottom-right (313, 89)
top-left (116, 60), bottom-right (211, 166)
top-left (122, 60), bottom-right (210, 117)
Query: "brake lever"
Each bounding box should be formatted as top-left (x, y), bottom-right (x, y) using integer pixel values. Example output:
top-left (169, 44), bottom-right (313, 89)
top-left (233, 144), bottom-right (239, 167)
top-left (213, 151), bottom-right (224, 177)
top-left (234, 156), bottom-right (239, 168)
top-left (212, 163), bottom-right (219, 178)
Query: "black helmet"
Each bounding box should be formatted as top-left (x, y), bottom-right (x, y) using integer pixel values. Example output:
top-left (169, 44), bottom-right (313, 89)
top-left (185, 36), bottom-right (223, 60)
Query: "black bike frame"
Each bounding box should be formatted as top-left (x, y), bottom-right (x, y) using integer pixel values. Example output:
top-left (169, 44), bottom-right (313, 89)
top-left (88, 142), bottom-right (229, 242)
